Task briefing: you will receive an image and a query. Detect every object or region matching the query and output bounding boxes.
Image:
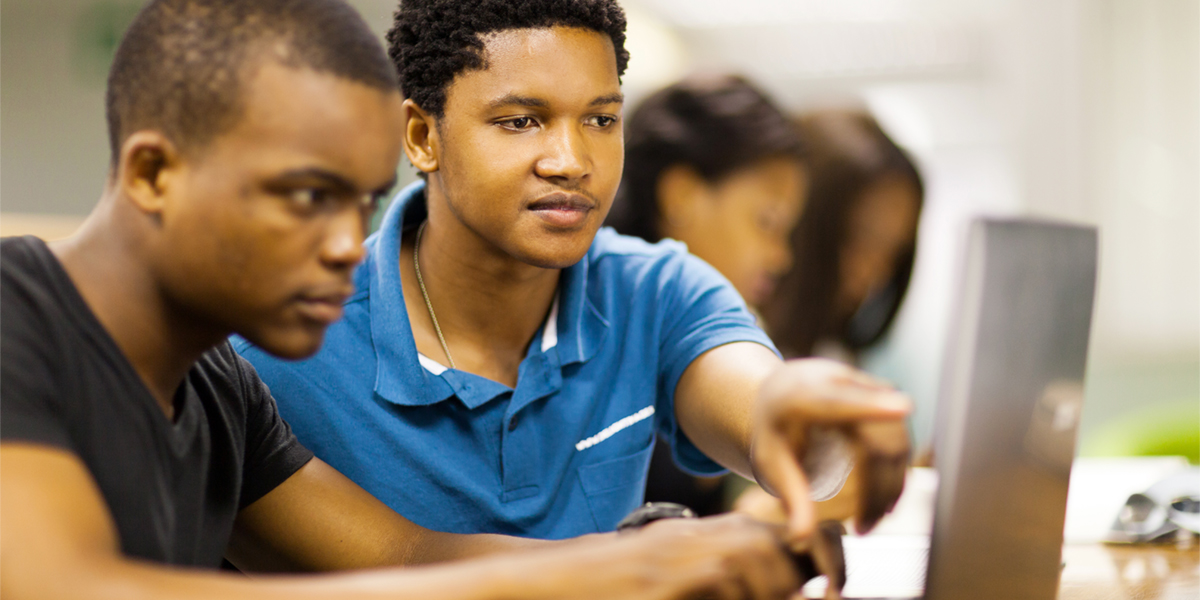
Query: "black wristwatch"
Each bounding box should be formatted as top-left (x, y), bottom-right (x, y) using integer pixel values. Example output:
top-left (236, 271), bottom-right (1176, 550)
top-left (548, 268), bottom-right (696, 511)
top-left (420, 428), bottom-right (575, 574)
top-left (615, 502), bottom-right (846, 594)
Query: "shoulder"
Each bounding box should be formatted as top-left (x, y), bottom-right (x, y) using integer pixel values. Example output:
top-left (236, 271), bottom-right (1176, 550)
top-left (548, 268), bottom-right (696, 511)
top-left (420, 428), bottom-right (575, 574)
top-left (2, 235), bottom-right (49, 263)
top-left (191, 341), bottom-right (263, 409)
top-left (195, 341), bottom-right (246, 377)
top-left (586, 227), bottom-right (698, 282)
top-left (588, 227), bottom-right (688, 261)
top-left (2, 236), bottom-right (78, 345)
top-left (1, 239), bottom-right (78, 447)
top-left (2, 236), bottom-right (55, 299)
top-left (585, 228), bottom-right (737, 298)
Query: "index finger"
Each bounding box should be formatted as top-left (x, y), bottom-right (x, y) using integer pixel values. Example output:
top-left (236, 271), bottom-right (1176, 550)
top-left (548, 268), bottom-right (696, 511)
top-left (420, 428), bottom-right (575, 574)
top-left (774, 386), bottom-right (912, 425)
top-left (752, 426), bottom-right (817, 549)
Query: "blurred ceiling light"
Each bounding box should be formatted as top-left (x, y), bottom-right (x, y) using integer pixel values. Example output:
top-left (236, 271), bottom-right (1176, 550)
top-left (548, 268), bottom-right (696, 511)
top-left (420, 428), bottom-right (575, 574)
top-left (638, 0), bottom-right (996, 28)
top-left (686, 20), bottom-right (986, 83)
top-left (629, 0), bottom-right (991, 83)
top-left (621, 2), bottom-right (688, 100)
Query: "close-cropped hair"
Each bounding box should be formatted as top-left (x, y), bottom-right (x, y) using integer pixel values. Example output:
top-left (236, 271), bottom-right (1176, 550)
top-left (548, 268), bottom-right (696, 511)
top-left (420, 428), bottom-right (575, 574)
top-left (763, 111), bottom-right (924, 358)
top-left (387, 0), bottom-right (629, 118)
top-left (106, 0), bottom-right (397, 165)
top-left (606, 74), bottom-right (804, 243)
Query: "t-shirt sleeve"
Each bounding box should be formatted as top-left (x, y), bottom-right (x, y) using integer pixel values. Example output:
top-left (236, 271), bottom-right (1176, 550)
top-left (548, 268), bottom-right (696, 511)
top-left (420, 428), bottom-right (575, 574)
top-left (0, 259), bottom-right (73, 451)
top-left (232, 353), bottom-right (314, 509)
top-left (653, 251), bottom-right (780, 476)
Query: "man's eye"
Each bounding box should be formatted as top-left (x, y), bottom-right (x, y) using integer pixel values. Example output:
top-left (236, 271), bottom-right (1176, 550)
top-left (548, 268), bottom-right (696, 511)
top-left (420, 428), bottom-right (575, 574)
top-left (501, 116), bottom-right (536, 130)
top-left (290, 188), bottom-right (329, 208)
top-left (589, 115), bottom-right (618, 128)
top-left (361, 193), bottom-right (382, 213)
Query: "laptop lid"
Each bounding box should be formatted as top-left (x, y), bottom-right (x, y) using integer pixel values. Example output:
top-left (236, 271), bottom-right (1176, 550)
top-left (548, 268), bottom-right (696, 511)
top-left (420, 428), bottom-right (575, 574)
top-left (924, 217), bottom-right (1098, 600)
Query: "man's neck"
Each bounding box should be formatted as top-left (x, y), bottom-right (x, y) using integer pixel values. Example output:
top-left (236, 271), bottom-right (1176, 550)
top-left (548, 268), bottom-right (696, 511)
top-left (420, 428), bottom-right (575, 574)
top-left (50, 202), bottom-right (223, 418)
top-left (401, 199), bottom-right (560, 388)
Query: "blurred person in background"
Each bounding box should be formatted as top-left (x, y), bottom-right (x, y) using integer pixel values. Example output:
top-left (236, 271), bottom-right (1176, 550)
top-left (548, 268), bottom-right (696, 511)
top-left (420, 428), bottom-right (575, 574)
top-left (607, 73), bottom-right (807, 314)
top-left (607, 74), bottom-right (807, 516)
top-left (740, 110), bottom-right (925, 524)
top-left (762, 110), bottom-right (923, 365)
top-left (611, 99), bottom-right (924, 521)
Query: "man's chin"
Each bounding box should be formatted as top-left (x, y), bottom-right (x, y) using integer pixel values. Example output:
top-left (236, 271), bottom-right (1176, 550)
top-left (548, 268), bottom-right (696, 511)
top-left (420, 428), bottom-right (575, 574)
top-left (516, 244), bottom-right (592, 270)
top-left (512, 227), bottom-right (598, 269)
top-left (241, 328), bottom-right (327, 361)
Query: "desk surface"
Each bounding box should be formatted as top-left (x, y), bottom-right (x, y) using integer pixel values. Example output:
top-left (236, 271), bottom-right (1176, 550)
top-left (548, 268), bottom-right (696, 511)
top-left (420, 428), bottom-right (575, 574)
top-left (1058, 541), bottom-right (1198, 600)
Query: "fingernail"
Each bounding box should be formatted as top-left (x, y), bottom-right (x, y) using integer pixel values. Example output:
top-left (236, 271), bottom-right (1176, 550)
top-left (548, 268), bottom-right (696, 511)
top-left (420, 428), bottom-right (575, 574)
top-left (877, 394), bottom-right (911, 413)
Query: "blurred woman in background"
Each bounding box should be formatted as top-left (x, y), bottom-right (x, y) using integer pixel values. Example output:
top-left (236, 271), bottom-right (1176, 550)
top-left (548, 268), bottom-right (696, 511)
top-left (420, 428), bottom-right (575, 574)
top-left (613, 94), bottom-right (926, 519)
top-left (608, 73), bottom-right (806, 516)
top-left (608, 73), bottom-right (806, 312)
top-left (736, 110), bottom-right (925, 524)
top-left (762, 111), bottom-right (923, 364)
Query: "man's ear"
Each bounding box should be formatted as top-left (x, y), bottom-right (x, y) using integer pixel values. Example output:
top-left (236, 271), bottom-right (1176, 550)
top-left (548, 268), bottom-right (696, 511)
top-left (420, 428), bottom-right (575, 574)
top-left (115, 131), bottom-right (181, 216)
top-left (403, 99), bottom-right (440, 174)
top-left (656, 163), bottom-right (710, 232)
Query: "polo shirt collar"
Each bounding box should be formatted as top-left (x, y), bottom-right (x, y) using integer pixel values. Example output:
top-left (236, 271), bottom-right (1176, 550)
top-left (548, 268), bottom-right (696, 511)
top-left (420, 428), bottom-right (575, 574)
top-left (367, 181), bottom-right (608, 408)
top-left (556, 242), bottom-right (609, 365)
top-left (367, 181), bottom-right (448, 406)
top-left (418, 295), bottom-right (557, 375)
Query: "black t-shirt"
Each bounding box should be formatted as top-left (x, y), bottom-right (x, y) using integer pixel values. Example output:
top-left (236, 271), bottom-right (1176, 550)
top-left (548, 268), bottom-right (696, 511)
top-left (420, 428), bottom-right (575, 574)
top-left (0, 236), bottom-right (314, 567)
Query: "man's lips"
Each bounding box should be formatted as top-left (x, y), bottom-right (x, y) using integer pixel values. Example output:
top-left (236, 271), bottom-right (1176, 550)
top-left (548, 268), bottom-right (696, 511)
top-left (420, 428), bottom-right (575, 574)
top-left (294, 289), bottom-right (351, 324)
top-left (528, 192), bottom-right (595, 229)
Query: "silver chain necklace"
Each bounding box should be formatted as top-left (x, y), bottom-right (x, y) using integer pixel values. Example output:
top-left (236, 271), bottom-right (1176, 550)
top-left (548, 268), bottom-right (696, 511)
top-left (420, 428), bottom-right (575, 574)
top-left (413, 221), bottom-right (456, 370)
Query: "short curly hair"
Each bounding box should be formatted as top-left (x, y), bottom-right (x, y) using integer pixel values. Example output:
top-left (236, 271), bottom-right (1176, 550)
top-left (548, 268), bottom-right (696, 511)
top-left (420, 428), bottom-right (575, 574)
top-left (107, 0), bottom-right (396, 165)
top-left (387, 0), bottom-right (629, 118)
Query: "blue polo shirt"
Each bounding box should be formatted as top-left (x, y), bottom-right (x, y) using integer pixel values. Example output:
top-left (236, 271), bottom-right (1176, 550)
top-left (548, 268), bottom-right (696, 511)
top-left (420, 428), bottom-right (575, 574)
top-left (234, 181), bottom-right (778, 539)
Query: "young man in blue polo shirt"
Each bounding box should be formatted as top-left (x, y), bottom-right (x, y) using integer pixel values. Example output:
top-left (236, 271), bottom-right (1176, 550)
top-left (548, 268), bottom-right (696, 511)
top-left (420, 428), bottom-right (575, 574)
top-left (5, 1), bottom-right (818, 598)
top-left (237, 0), bottom-right (910, 548)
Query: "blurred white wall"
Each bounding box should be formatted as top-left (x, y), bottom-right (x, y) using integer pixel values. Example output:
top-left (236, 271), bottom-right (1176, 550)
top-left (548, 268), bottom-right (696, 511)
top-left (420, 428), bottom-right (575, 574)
top-left (2, 0), bottom-right (1196, 451)
top-left (0, 0), bottom-right (411, 217)
top-left (627, 0), bottom-right (1199, 449)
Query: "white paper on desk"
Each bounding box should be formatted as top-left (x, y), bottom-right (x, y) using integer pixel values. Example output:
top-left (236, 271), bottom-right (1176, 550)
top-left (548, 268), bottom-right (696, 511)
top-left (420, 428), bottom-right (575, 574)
top-left (866, 467), bottom-right (938, 536)
top-left (1063, 456), bottom-right (1190, 543)
top-left (838, 459), bottom-right (1191, 543)
top-left (803, 536), bottom-right (930, 599)
top-left (801, 469), bottom-right (937, 599)
top-left (802, 458), bottom-right (1190, 598)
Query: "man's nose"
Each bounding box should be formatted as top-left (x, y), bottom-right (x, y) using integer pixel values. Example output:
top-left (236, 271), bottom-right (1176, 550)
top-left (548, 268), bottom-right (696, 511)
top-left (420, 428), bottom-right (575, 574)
top-left (535, 123), bottom-right (590, 184)
top-left (321, 207), bottom-right (367, 269)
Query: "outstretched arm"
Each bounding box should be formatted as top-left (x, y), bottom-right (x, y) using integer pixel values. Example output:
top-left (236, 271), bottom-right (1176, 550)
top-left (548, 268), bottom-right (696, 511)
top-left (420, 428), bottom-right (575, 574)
top-left (673, 342), bottom-right (911, 545)
top-left (2, 442), bottom-right (803, 600)
top-left (227, 456), bottom-right (550, 572)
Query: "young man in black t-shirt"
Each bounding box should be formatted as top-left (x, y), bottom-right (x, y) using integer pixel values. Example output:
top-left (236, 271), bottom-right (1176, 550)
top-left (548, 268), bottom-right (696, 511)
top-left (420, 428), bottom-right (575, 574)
top-left (0, 1), bottom-right (807, 598)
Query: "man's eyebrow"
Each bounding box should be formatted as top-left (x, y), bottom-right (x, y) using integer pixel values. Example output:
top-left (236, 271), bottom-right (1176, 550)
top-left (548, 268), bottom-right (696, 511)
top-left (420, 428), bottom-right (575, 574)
top-left (590, 93), bottom-right (624, 107)
top-left (485, 93), bottom-right (625, 110)
top-left (272, 168), bottom-right (388, 196)
top-left (273, 168), bottom-right (356, 191)
top-left (487, 94), bottom-right (549, 110)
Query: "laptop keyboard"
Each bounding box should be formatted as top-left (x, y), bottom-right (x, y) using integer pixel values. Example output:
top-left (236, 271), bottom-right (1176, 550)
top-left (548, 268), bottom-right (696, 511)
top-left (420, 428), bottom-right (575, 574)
top-left (802, 536), bottom-right (930, 599)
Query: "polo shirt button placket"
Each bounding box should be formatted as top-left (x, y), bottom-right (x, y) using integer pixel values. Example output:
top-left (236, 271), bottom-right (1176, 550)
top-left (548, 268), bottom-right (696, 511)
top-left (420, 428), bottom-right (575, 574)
top-left (507, 415), bottom-right (519, 432)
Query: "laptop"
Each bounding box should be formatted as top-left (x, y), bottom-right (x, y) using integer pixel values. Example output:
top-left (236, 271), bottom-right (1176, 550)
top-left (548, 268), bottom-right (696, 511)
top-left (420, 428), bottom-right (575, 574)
top-left (806, 218), bottom-right (1099, 599)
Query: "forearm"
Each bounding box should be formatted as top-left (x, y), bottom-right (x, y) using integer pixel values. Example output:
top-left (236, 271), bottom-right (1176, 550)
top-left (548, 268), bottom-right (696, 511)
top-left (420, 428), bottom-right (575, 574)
top-left (229, 512), bottom-right (562, 572)
top-left (673, 342), bottom-right (779, 480)
top-left (5, 552), bottom-right (526, 600)
top-left (403, 528), bottom-right (561, 565)
top-left (10, 529), bottom-right (707, 600)
top-left (229, 458), bottom-right (568, 572)
top-left (673, 348), bottom-right (863, 503)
